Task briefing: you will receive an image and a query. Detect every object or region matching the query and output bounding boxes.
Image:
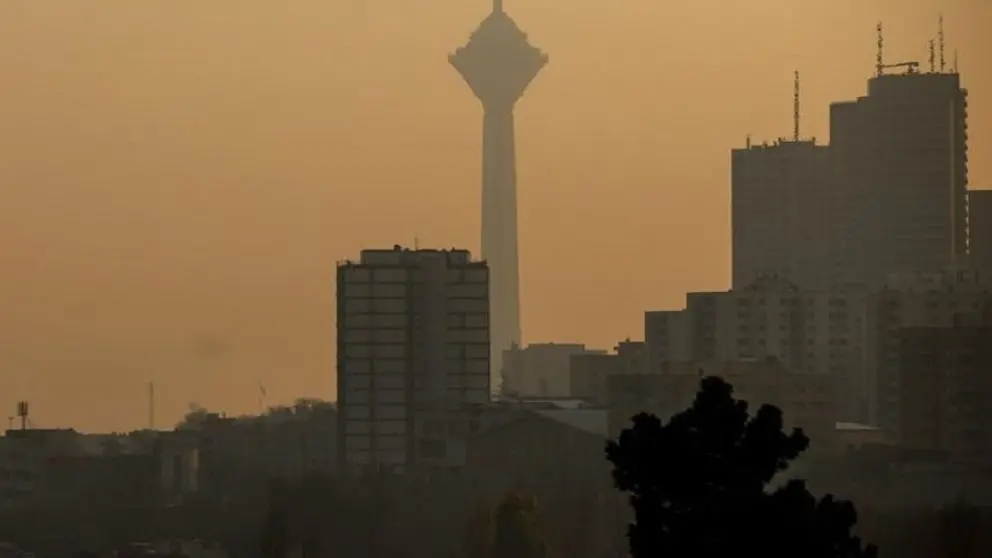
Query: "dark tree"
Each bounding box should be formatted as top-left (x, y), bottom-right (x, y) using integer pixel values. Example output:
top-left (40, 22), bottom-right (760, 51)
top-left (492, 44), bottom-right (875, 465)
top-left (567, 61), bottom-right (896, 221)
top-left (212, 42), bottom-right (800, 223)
top-left (606, 375), bottom-right (877, 558)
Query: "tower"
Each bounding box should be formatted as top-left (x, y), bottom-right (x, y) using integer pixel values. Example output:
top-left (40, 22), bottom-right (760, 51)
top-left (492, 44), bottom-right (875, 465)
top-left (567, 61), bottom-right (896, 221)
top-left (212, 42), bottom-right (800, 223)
top-left (449, 0), bottom-right (547, 385)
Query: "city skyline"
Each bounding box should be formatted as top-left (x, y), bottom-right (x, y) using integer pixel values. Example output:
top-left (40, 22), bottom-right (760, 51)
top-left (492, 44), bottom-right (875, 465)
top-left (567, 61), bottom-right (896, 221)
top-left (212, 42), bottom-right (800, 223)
top-left (0, 0), bottom-right (989, 432)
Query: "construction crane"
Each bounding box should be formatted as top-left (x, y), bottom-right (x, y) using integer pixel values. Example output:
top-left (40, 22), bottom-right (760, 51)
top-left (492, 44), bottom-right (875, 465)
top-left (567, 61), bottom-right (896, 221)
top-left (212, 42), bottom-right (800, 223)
top-left (880, 61), bottom-right (920, 75)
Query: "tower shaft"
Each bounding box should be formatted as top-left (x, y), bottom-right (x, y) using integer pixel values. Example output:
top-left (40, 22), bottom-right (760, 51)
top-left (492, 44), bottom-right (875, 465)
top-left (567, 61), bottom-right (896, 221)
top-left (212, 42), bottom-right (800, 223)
top-left (481, 107), bottom-right (522, 363)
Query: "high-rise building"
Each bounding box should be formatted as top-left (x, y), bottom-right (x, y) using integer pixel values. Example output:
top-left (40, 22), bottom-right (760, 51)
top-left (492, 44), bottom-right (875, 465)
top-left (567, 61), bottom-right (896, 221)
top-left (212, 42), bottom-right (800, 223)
top-left (731, 139), bottom-right (831, 289)
top-left (731, 72), bottom-right (831, 290)
top-left (829, 68), bottom-right (968, 286)
top-left (336, 247), bottom-right (490, 473)
top-left (968, 189), bottom-right (992, 272)
top-left (450, 0), bottom-right (548, 380)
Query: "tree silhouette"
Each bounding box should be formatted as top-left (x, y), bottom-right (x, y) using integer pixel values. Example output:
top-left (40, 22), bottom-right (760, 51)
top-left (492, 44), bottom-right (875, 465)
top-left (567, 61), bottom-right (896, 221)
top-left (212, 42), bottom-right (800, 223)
top-left (492, 490), bottom-right (546, 558)
top-left (605, 375), bottom-right (877, 558)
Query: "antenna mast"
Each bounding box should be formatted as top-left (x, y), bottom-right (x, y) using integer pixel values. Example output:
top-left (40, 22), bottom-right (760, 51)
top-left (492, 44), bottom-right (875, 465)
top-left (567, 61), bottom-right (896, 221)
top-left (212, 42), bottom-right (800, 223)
top-left (928, 39), bottom-right (935, 73)
top-left (876, 22), bottom-right (884, 77)
top-left (793, 71), bottom-right (800, 142)
top-left (148, 381), bottom-right (155, 430)
top-left (952, 49), bottom-right (959, 73)
top-left (938, 14), bottom-right (946, 72)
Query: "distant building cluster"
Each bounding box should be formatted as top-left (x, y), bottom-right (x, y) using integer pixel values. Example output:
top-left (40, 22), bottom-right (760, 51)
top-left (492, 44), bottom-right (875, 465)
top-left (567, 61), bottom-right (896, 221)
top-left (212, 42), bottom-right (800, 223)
top-left (0, 400), bottom-right (336, 511)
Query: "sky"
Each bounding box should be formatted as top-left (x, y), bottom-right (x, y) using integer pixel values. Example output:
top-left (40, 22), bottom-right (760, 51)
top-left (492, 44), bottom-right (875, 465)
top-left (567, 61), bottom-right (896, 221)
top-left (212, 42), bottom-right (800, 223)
top-left (0, 0), bottom-right (989, 432)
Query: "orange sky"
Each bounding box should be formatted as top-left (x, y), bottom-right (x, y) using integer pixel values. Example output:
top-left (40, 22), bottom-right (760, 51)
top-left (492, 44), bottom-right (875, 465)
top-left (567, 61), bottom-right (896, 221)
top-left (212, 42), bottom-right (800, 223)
top-left (0, 0), bottom-right (988, 432)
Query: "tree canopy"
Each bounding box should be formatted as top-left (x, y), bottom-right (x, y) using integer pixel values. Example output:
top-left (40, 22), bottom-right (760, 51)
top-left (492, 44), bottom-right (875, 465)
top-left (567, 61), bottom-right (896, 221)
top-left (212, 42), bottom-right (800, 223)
top-left (605, 375), bottom-right (878, 558)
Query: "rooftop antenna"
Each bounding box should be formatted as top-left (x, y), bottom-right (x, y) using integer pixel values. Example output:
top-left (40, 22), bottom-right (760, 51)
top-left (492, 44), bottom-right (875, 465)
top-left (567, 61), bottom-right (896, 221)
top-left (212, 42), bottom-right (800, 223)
top-left (938, 13), bottom-right (946, 72)
top-left (952, 49), bottom-right (959, 73)
top-left (414, 234), bottom-right (420, 250)
top-left (876, 22), bottom-right (884, 77)
top-left (793, 70), bottom-right (801, 142)
top-left (493, 0), bottom-right (502, 13)
top-left (16, 401), bottom-right (28, 431)
top-left (928, 39), bottom-right (935, 73)
top-left (745, 134), bottom-right (751, 149)
top-left (148, 381), bottom-right (155, 430)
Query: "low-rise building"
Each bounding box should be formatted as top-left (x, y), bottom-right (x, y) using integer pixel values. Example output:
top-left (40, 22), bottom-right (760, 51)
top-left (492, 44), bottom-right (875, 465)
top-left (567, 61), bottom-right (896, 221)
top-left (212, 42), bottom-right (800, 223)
top-left (502, 343), bottom-right (606, 398)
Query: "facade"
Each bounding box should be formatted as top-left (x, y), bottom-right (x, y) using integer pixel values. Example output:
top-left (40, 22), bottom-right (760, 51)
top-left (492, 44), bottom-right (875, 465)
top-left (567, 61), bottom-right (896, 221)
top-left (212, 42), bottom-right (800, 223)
top-left (969, 189), bottom-right (992, 272)
top-left (336, 247), bottom-right (491, 473)
top-left (864, 270), bottom-right (992, 432)
top-left (450, 0), bottom-right (548, 378)
top-left (568, 352), bottom-right (619, 404)
top-left (501, 343), bottom-right (605, 398)
top-left (895, 316), bottom-right (992, 454)
top-left (466, 408), bottom-right (612, 502)
top-left (731, 139), bottom-right (831, 290)
top-left (615, 339), bottom-right (647, 374)
top-left (606, 359), bottom-right (836, 452)
top-left (644, 277), bottom-right (869, 422)
top-left (828, 70), bottom-right (969, 287)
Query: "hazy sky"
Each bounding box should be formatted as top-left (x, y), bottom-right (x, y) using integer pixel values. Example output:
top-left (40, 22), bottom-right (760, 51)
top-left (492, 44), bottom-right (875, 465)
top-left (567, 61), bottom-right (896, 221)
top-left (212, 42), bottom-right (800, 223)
top-left (0, 0), bottom-right (988, 432)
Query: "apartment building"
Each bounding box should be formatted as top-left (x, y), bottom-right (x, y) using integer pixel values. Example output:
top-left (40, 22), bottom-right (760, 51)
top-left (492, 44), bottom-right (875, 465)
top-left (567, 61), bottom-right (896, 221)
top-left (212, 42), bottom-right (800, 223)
top-left (568, 352), bottom-right (619, 405)
top-left (897, 314), bottom-right (992, 455)
top-left (865, 269), bottom-right (992, 434)
top-left (336, 247), bottom-right (490, 473)
top-left (645, 276), bottom-right (868, 422)
top-left (969, 189), bottom-right (992, 273)
top-left (732, 139), bottom-right (831, 290)
top-left (607, 359), bottom-right (836, 452)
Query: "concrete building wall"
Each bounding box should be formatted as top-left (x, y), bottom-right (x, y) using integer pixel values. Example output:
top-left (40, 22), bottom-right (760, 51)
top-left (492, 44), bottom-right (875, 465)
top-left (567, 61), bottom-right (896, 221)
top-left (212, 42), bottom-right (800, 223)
top-left (645, 277), bottom-right (869, 422)
top-left (732, 140), bottom-right (831, 290)
top-left (864, 270), bottom-right (992, 432)
top-left (828, 72), bottom-right (969, 287)
top-left (607, 359), bottom-right (836, 452)
top-left (969, 189), bottom-right (992, 272)
top-left (896, 321), bottom-right (992, 453)
top-left (568, 353), bottom-right (619, 404)
top-left (615, 339), bottom-right (646, 374)
top-left (644, 310), bottom-right (691, 371)
top-left (336, 247), bottom-right (490, 473)
top-left (502, 343), bottom-right (604, 398)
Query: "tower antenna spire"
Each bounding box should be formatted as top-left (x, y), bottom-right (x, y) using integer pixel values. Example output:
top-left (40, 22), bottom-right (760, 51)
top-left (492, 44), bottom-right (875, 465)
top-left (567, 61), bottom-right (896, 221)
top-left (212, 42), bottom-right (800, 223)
top-left (952, 49), bottom-right (959, 73)
top-left (875, 22), bottom-right (884, 77)
top-left (793, 70), bottom-right (800, 142)
top-left (938, 13), bottom-right (946, 72)
top-left (929, 39), bottom-right (935, 73)
top-left (493, 0), bottom-right (503, 13)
